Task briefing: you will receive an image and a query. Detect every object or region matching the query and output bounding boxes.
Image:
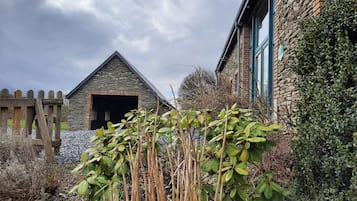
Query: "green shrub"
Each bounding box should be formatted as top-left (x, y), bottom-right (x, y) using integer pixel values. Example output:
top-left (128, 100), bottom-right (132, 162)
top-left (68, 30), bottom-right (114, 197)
top-left (292, 0), bottom-right (357, 200)
top-left (70, 105), bottom-right (289, 200)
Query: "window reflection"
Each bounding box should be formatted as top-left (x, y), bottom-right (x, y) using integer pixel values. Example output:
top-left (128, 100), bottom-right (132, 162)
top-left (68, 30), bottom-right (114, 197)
top-left (252, 0), bottom-right (270, 101)
top-left (257, 3), bottom-right (269, 47)
top-left (256, 53), bottom-right (262, 94)
top-left (263, 46), bottom-right (269, 97)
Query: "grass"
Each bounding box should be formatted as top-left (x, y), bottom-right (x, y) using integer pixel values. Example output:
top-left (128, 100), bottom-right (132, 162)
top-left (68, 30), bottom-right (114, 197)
top-left (7, 119), bottom-right (69, 131)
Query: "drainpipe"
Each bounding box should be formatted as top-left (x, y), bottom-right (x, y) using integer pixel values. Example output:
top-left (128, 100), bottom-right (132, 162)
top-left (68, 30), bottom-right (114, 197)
top-left (237, 22), bottom-right (242, 97)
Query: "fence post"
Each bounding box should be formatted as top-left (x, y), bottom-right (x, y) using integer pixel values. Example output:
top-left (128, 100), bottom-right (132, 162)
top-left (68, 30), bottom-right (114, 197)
top-left (36, 90), bottom-right (44, 140)
top-left (24, 90), bottom-right (35, 136)
top-left (47, 90), bottom-right (54, 140)
top-left (12, 90), bottom-right (22, 135)
top-left (0, 89), bottom-right (9, 135)
top-left (54, 91), bottom-right (62, 155)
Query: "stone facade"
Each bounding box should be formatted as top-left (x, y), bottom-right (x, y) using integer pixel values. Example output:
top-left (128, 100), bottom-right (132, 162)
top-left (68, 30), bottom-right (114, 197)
top-left (66, 51), bottom-right (170, 130)
top-left (217, 43), bottom-right (238, 94)
top-left (216, 0), bottom-right (326, 124)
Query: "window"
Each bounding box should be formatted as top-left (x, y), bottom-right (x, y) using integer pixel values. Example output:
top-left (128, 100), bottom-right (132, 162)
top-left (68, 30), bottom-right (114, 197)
top-left (250, 0), bottom-right (272, 103)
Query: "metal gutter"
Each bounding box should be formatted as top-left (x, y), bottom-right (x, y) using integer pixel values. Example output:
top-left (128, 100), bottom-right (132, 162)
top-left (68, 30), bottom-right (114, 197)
top-left (215, 0), bottom-right (251, 73)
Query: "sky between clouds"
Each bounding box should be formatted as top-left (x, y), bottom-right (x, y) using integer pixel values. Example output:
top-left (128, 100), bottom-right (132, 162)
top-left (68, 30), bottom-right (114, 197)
top-left (0, 0), bottom-right (241, 100)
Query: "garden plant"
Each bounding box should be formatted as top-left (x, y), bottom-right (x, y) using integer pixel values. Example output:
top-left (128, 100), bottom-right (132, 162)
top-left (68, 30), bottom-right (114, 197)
top-left (71, 104), bottom-right (289, 201)
top-left (292, 0), bottom-right (357, 200)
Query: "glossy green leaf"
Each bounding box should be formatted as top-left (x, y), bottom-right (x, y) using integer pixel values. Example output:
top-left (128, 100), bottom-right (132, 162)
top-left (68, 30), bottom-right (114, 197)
top-left (158, 127), bottom-right (171, 133)
top-left (246, 137), bottom-right (266, 143)
top-left (267, 124), bottom-right (282, 130)
top-left (230, 156), bottom-right (237, 166)
top-left (209, 133), bottom-right (224, 143)
top-left (96, 176), bottom-right (108, 184)
top-left (102, 156), bottom-right (112, 167)
top-left (78, 180), bottom-right (89, 196)
top-left (81, 152), bottom-right (87, 163)
top-left (225, 170), bottom-right (233, 182)
top-left (226, 143), bottom-right (239, 157)
top-left (256, 181), bottom-right (267, 193)
top-left (87, 175), bottom-right (97, 185)
top-left (230, 188), bottom-right (237, 198)
top-left (239, 149), bottom-right (249, 162)
top-left (271, 182), bottom-right (284, 193)
top-left (221, 166), bottom-right (232, 172)
top-left (95, 127), bottom-right (105, 137)
top-left (237, 188), bottom-right (248, 200)
top-left (244, 122), bottom-right (256, 136)
top-left (244, 142), bottom-right (250, 149)
top-left (264, 185), bottom-right (273, 199)
top-left (235, 166), bottom-right (248, 176)
top-left (203, 159), bottom-right (220, 173)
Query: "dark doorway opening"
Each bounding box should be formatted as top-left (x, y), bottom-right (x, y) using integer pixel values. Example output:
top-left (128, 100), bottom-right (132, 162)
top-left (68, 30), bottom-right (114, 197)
top-left (90, 95), bottom-right (138, 130)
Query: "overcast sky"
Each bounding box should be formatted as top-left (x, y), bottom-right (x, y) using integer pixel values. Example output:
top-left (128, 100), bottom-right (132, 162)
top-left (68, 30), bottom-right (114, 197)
top-left (0, 0), bottom-right (240, 100)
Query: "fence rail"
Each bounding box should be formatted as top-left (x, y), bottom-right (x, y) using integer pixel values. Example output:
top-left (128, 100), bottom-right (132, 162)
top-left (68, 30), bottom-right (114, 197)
top-left (0, 88), bottom-right (63, 162)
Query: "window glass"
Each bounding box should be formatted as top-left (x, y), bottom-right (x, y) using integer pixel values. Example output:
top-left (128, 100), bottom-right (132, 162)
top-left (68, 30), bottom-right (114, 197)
top-left (262, 46), bottom-right (269, 97)
top-left (257, 3), bottom-right (269, 47)
top-left (256, 53), bottom-right (262, 94)
top-left (251, 0), bottom-right (271, 102)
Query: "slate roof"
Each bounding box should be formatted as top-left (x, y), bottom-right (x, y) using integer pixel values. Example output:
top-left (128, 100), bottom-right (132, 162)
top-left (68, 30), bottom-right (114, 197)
top-left (66, 51), bottom-right (173, 108)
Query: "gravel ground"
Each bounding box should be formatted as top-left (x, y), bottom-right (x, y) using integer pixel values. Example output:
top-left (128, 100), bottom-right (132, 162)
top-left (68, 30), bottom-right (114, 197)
top-left (4, 128), bottom-right (97, 164)
top-left (55, 130), bottom-right (96, 165)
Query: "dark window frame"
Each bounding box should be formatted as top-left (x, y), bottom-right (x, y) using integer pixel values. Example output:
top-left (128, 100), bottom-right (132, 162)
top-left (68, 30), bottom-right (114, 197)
top-left (249, 0), bottom-right (274, 105)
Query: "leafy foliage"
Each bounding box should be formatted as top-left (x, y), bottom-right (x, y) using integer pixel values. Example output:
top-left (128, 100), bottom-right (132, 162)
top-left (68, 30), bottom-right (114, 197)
top-left (70, 105), bottom-right (289, 200)
top-left (200, 105), bottom-right (288, 201)
top-left (292, 0), bottom-right (357, 200)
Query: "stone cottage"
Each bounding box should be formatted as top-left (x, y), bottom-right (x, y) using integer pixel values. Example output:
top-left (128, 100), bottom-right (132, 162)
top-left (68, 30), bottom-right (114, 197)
top-left (66, 51), bottom-right (172, 130)
top-left (216, 0), bottom-right (327, 123)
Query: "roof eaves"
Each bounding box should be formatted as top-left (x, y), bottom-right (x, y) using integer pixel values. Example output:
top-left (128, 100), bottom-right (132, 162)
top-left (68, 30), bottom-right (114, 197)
top-left (65, 51), bottom-right (173, 108)
top-left (215, 0), bottom-right (251, 74)
top-left (113, 52), bottom-right (174, 108)
top-left (65, 51), bottom-right (119, 99)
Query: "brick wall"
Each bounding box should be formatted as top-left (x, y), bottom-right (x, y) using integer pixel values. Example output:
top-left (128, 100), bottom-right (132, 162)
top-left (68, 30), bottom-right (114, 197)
top-left (67, 57), bottom-right (160, 130)
top-left (239, 24), bottom-right (251, 101)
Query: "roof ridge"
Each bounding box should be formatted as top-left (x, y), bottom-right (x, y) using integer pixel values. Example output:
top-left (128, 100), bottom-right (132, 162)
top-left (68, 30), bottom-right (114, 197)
top-left (65, 51), bottom-right (172, 108)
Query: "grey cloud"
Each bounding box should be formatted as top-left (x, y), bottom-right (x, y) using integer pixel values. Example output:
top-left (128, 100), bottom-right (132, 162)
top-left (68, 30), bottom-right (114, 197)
top-left (0, 0), bottom-right (241, 98)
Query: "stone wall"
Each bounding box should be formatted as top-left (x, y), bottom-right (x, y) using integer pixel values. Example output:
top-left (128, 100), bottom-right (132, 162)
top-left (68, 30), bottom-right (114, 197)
top-left (67, 57), bottom-right (160, 130)
top-left (273, 0), bottom-right (316, 124)
top-left (217, 0), bottom-right (327, 124)
top-left (239, 24), bottom-right (252, 101)
top-left (217, 43), bottom-right (238, 95)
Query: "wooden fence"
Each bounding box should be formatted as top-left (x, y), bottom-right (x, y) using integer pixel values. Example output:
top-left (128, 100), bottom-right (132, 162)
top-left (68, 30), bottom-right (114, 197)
top-left (0, 88), bottom-right (63, 163)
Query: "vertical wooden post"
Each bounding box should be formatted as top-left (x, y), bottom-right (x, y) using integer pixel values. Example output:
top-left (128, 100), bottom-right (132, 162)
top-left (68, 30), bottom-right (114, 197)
top-left (12, 90), bottom-right (22, 135)
top-left (36, 90), bottom-right (45, 139)
top-left (54, 91), bottom-right (62, 155)
top-left (0, 89), bottom-right (9, 135)
top-left (24, 90), bottom-right (35, 137)
top-left (35, 98), bottom-right (54, 163)
top-left (47, 90), bottom-right (54, 140)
